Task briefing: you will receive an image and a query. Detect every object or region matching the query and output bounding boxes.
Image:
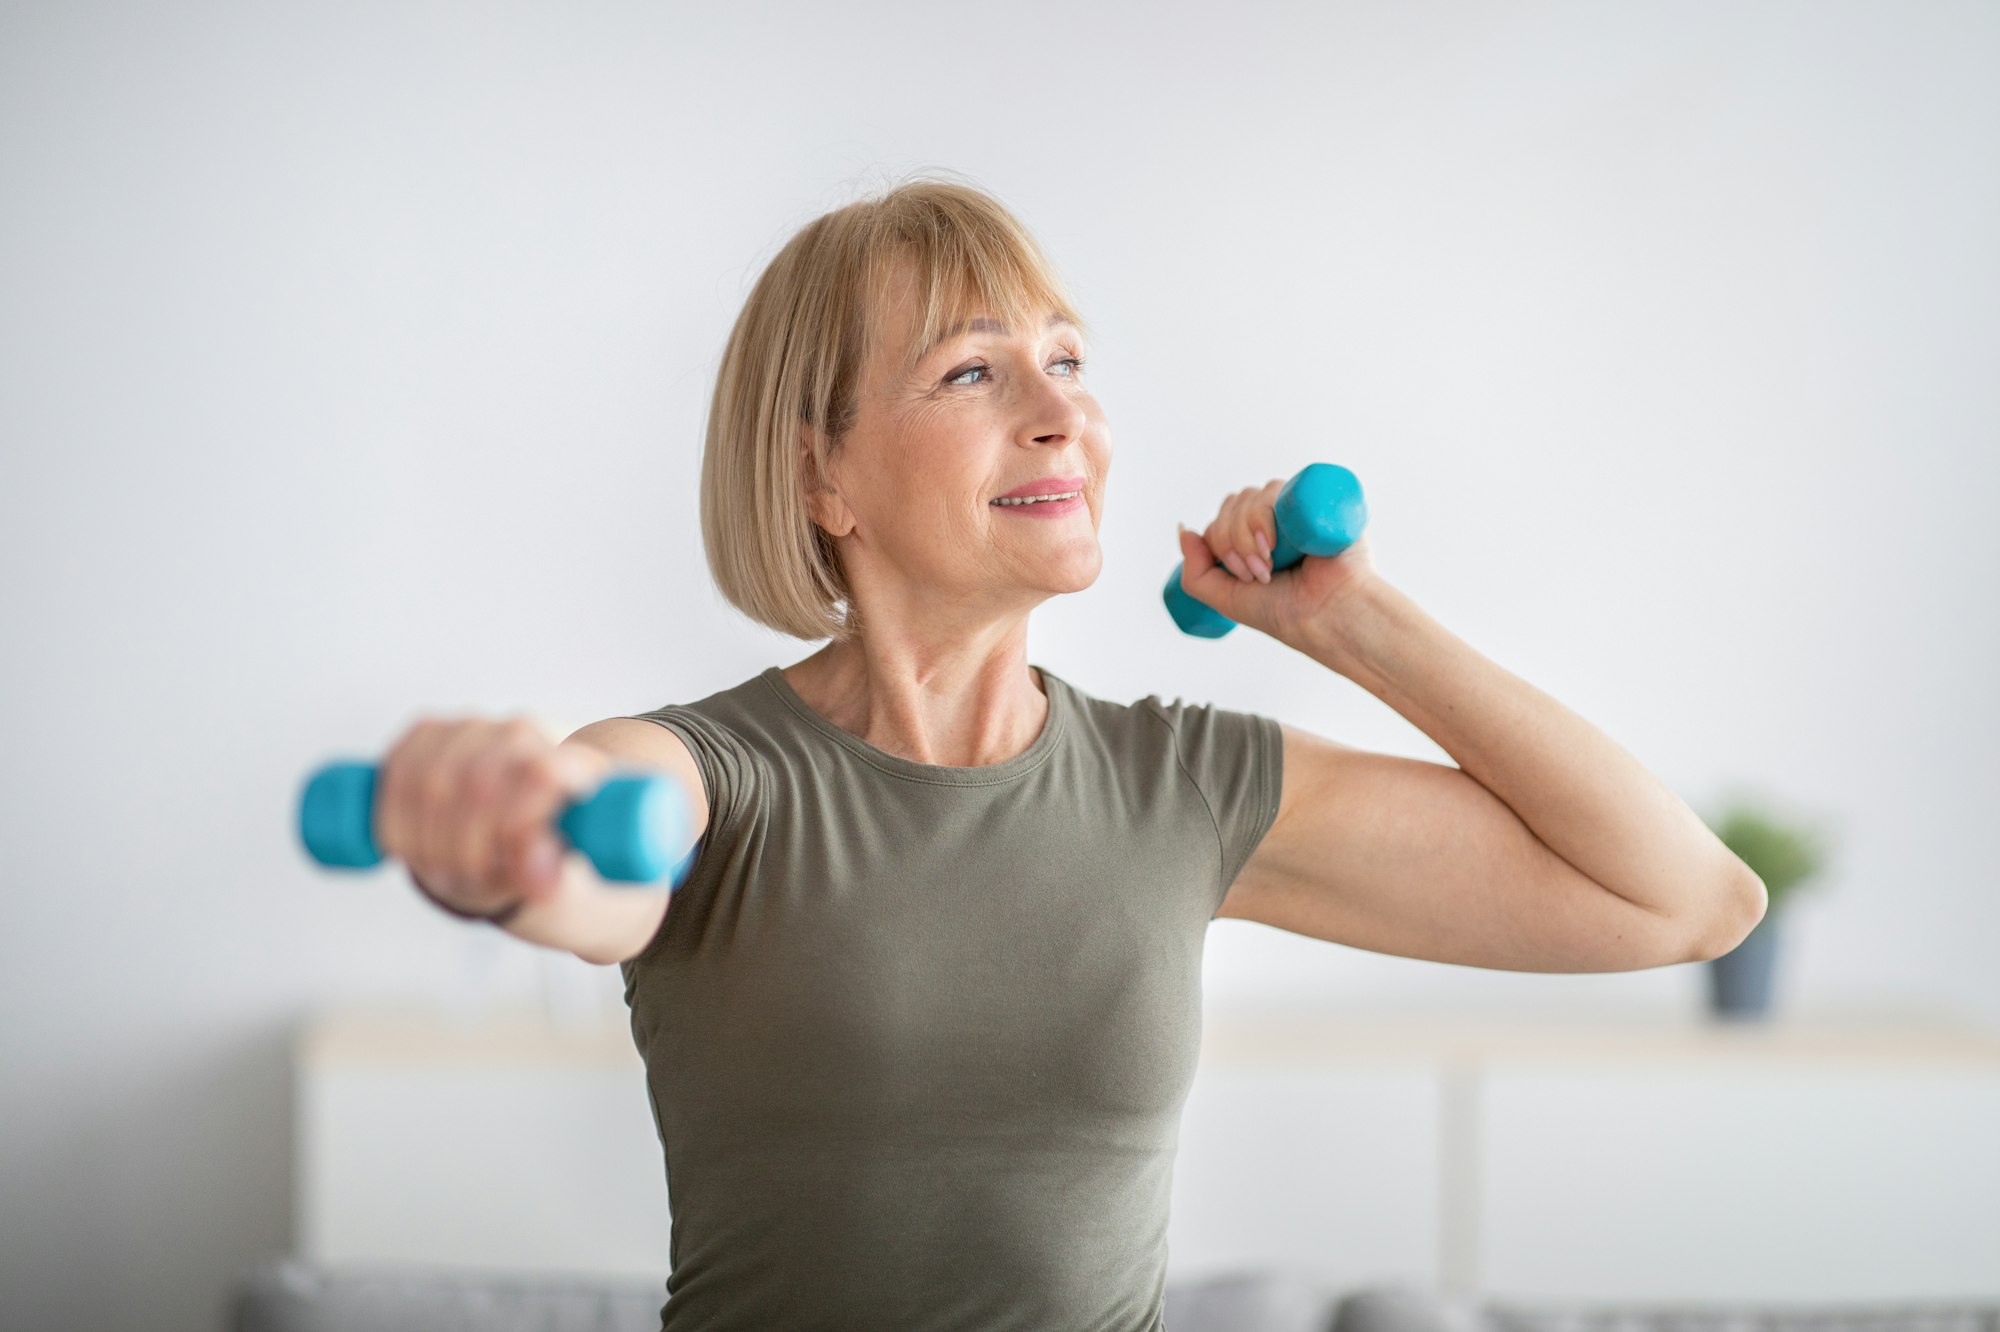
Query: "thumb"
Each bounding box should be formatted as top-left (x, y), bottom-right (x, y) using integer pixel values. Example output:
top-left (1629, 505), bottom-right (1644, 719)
top-left (1175, 523), bottom-right (1201, 568)
top-left (1176, 523), bottom-right (1232, 606)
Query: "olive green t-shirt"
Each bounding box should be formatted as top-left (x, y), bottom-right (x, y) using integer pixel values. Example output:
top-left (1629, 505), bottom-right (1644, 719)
top-left (618, 663), bottom-right (1284, 1331)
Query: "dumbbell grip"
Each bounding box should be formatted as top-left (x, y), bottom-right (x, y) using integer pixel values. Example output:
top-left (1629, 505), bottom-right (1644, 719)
top-left (297, 762), bottom-right (698, 887)
top-left (1162, 461), bottom-right (1369, 639)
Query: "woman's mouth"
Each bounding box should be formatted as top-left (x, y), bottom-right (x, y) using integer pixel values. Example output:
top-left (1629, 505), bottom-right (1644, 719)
top-left (990, 490), bottom-right (1084, 517)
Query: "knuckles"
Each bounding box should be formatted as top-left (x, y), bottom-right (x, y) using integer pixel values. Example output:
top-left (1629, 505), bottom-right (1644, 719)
top-left (381, 718), bottom-right (569, 892)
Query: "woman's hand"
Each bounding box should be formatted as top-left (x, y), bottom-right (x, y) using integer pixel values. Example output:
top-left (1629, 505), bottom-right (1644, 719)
top-left (375, 716), bottom-right (613, 923)
top-left (1176, 477), bottom-right (1380, 648)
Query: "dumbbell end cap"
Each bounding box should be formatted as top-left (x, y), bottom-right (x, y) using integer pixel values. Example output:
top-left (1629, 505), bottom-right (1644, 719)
top-left (299, 762), bottom-right (384, 869)
top-left (1162, 566), bottom-right (1238, 639)
top-left (564, 772), bottom-right (695, 884)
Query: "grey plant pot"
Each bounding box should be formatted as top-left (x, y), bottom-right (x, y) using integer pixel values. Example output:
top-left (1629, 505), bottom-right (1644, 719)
top-left (1706, 910), bottom-right (1781, 1020)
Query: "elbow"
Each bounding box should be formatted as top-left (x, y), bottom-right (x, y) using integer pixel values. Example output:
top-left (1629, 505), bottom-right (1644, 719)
top-left (1687, 870), bottom-right (1769, 962)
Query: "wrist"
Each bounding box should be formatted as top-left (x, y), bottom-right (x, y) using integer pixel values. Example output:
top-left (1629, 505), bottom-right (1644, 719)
top-left (409, 868), bottom-right (525, 927)
top-left (1296, 574), bottom-right (1404, 682)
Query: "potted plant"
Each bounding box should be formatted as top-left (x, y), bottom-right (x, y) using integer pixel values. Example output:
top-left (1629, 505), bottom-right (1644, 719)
top-left (1700, 791), bottom-right (1835, 1021)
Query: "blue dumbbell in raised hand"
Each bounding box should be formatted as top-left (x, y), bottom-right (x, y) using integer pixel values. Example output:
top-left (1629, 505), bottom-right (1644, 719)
top-left (298, 761), bottom-right (699, 887)
top-left (1163, 462), bottom-right (1369, 639)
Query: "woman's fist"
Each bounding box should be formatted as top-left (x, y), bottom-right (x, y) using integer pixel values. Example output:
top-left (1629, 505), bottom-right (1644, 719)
top-left (374, 716), bottom-right (612, 922)
top-left (1178, 478), bottom-right (1379, 647)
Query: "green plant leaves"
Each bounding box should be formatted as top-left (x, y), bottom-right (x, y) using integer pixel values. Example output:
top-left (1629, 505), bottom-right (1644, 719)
top-left (1704, 795), bottom-right (1834, 912)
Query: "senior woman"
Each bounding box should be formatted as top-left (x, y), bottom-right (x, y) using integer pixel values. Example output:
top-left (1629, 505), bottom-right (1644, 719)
top-left (386, 177), bottom-right (1766, 1330)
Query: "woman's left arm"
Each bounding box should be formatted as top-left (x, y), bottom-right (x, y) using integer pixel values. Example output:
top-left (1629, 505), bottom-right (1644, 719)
top-left (1178, 504), bottom-right (1766, 972)
top-left (1301, 578), bottom-right (1764, 939)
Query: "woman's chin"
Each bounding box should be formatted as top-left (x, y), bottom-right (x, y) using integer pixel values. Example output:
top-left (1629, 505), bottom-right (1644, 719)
top-left (986, 540), bottom-right (1101, 599)
top-left (1044, 548), bottom-right (1103, 593)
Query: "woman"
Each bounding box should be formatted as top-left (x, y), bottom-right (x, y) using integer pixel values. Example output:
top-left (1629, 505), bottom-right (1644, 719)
top-left (380, 176), bottom-right (1765, 1330)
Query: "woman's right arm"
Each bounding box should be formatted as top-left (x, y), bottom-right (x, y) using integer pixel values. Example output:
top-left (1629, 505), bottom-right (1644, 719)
top-left (377, 715), bottom-right (711, 966)
top-left (495, 719), bottom-right (710, 965)
top-left (520, 720), bottom-right (711, 965)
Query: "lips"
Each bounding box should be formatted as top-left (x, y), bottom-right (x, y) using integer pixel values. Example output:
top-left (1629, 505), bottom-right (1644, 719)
top-left (992, 473), bottom-right (1086, 501)
top-left (990, 492), bottom-right (1085, 517)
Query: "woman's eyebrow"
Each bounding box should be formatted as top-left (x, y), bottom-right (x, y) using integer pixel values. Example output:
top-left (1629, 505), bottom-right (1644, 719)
top-left (918, 311), bottom-right (1078, 362)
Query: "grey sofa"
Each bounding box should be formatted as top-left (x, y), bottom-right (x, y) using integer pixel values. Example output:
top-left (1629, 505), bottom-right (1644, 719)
top-left (227, 1260), bottom-right (2000, 1332)
top-left (227, 1256), bottom-right (1992, 1328)
top-left (226, 1262), bottom-right (1336, 1331)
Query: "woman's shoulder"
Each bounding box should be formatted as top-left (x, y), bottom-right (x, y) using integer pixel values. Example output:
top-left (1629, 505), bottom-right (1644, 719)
top-left (619, 668), bottom-right (802, 777)
top-left (1039, 665), bottom-right (1199, 757)
top-left (628, 666), bottom-right (782, 725)
top-left (1039, 664), bottom-right (1247, 730)
top-left (1044, 667), bottom-right (1277, 782)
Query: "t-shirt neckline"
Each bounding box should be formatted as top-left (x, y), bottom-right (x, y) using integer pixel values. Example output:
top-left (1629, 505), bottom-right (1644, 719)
top-left (757, 662), bottom-right (1068, 786)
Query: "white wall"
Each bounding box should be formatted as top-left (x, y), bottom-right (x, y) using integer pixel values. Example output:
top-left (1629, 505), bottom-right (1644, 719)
top-left (3, 1), bottom-right (1996, 1327)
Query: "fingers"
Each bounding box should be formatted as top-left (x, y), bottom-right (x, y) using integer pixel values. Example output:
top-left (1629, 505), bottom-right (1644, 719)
top-left (376, 718), bottom-right (450, 872)
top-left (1239, 479), bottom-right (1281, 582)
top-left (376, 714), bottom-right (600, 919)
top-left (1201, 482), bottom-right (1282, 585)
top-left (440, 721), bottom-right (510, 892)
top-left (1177, 521), bottom-right (1219, 583)
top-left (457, 717), bottom-right (577, 904)
top-left (1177, 517), bottom-right (1255, 632)
top-left (1252, 479), bottom-right (1282, 569)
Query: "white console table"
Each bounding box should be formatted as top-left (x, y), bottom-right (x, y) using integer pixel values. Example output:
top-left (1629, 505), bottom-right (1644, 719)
top-left (1175, 1008), bottom-right (2000, 1302)
top-left (296, 1005), bottom-right (2000, 1301)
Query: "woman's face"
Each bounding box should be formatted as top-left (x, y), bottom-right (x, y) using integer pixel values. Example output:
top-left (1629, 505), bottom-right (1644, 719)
top-left (808, 260), bottom-right (1112, 625)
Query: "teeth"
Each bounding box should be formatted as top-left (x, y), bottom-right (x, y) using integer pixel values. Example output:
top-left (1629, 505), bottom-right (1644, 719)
top-left (993, 491), bottom-right (1081, 506)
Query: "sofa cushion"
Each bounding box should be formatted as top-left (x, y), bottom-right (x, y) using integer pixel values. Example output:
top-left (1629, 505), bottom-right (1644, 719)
top-left (229, 1259), bottom-right (665, 1332)
top-left (230, 1259), bottom-right (1341, 1332)
top-left (1336, 1285), bottom-right (1491, 1332)
top-left (1336, 1286), bottom-right (2000, 1332)
top-left (1166, 1269), bottom-right (1340, 1332)
top-left (1482, 1301), bottom-right (2000, 1332)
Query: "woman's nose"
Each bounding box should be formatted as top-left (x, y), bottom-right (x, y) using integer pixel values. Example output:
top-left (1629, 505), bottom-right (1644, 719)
top-left (1021, 374), bottom-right (1086, 446)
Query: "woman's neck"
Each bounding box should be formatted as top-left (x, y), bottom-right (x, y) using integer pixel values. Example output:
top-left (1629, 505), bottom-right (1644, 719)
top-left (781, 637), bottom-right (1047, 768)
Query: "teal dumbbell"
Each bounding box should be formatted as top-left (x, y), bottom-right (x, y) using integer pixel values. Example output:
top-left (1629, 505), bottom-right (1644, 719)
top-left (297, 761), bottom-right (699, 887)
top-left (1164, 462), bottom-right (1368, 639)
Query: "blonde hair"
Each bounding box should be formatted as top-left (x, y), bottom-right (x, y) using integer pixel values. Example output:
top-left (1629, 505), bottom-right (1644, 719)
top-left (699, 171), bottom-right (1090, 643)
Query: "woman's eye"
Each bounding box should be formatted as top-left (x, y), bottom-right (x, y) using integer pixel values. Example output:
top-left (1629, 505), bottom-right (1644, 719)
top-left (945, 355), bottom-right (1086, 387)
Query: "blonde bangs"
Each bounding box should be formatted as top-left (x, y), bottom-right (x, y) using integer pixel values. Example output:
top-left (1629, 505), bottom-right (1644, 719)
top-left (859, 197), bottom-right (1091, 381)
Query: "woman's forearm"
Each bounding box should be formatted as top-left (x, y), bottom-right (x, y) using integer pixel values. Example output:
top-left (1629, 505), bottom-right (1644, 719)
top-left (493, 857), bottom-right (668, 966)
top-left (1297, 579), bottom-right (1764, 930)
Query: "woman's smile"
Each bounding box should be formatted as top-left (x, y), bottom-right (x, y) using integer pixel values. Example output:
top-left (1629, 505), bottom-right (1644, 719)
top-left (989, 492), bottom-right (1085, 518)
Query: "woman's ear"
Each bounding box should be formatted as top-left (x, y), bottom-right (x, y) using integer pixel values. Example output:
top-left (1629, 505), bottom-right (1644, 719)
top-left (798, 423), bottom-right (854, 538)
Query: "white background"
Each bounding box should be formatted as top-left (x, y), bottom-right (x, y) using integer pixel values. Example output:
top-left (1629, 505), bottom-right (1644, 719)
top-left (3, 1), bottom-right (1996, 1327)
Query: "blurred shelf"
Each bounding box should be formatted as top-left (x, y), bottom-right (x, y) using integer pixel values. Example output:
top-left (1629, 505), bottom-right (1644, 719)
top-left (1197, 1005), bottom-right (2000, 1067)
top-left (298, 1004), bottom-right (641, 1067)
top-left (297, 1001), bottom-right (2000, 1069)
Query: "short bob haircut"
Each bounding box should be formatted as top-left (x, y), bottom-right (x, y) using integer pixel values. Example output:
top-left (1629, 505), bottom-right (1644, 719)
top-left (700, 172), bottom-right (1091, 643)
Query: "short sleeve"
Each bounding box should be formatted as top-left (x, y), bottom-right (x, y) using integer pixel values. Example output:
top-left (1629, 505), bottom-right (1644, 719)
top-left (617, 705), bottom-right (761, 964)
top-left (621, 705), bottom-right (759, 855)
top-left (1140, 697), bottom-right (1285, 917)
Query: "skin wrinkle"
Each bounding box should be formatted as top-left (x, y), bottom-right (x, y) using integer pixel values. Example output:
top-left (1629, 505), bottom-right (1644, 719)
top-left (787, 257), bottom-right (1111, 769)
